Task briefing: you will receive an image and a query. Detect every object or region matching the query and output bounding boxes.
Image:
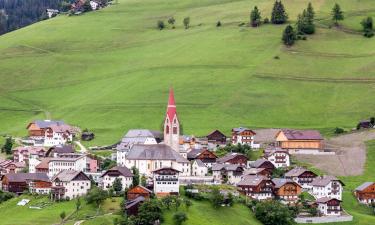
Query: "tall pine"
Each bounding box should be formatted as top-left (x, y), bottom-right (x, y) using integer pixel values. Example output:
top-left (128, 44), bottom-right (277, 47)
top-left (296, 3), bottom-right (315, 35)
top-left (250, 6), bottom-right (262, 27)
top-left (332, 3), bottom-right (344, 25)
top-left (271, 1), bottom-right (288, 24)
top-left (282, 25), bottom-right (296, 46)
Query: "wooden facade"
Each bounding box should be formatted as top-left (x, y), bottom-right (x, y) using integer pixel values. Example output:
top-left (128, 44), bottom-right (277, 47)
top-left (275, 130), bottom-right (323, 150)
top-left (217, 153), bottom-right (248, 166)
top-left (196, 149), bottom-right (217, 163)
top-left (274, 181), bottom-right (302, 202)
top-left (27, 123), bottom-right (44, 137)
top-left (127, 185), bottom-right (152, 201)
top-left (206, 130), bottom-right (227, 144)
top-left (355, 182), bottom-right (375, 204)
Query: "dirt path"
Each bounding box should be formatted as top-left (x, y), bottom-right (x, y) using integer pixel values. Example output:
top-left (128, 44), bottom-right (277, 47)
top-left (295, 130), bottom-right (375, 176)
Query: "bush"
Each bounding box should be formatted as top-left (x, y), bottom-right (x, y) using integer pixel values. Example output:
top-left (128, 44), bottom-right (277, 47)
top-left (263, 18), bottom-right (270, 24)
top-left (254, 201), bottom-right (295, 225)
top-left (334, 127), bottom-right (345, 134)
top-left (216, 21), bottom-right (221, 27)
top-left (173, 212), bottom-right (188, 225)
top-left (157, 20), bottom-right (165, 30)
top-left (364, 29), bottom-right (374, 38)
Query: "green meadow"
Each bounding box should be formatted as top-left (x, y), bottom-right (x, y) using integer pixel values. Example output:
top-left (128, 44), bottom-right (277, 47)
top-left (1, 0), bottom-right (375, 147)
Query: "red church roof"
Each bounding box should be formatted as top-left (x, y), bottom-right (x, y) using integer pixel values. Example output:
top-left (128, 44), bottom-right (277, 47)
top-left (166, 88), bottom-right (177, 121)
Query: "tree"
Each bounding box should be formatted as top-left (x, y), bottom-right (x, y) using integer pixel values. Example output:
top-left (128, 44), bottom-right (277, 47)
top-left (296, 10), bottom-right (315, 35)
top-left (361, 17), bottom-right (374, 38)
top-left (271, 1), bottom-right (288, 24)
top-left (226, 192), bottom-right (234, 206)
top-left (82, 0), bottom-right (93, 12)
top-left (1, 137), bottom-right (13, 155)
top-left (254, 200), bottom-right (295, 225)
top-left (173, 212), bottom-right (188, 225)
top-left (132, 167), bottom-right (140, 186)
top-left (250, 6), bottom-right (261, 27)
top-left (0, 10), bottom-right (6, 35)
top-left (332, 3), bottom-right (344, 25)
top-left (211, 187), bottom-right (224, 208)
top-left (370, 117), bottom-right (375, 126)
top-left (173, 196), bottom-right (182, 211)
top-left (334, 127), bottom-right (345, 134)
top-left (137, 199), bottom-right (163, 225)
top-left (157, 20), bottom-right (165, 30)
top-left (183, 17), bottom-right (190, 29)
top-left (168, 17), bottom-right (176, 29)
top-left (60, 211), bottom-right (66, 222)
top-left (162, 195), bottom-right (174, 210)
top-left (113, 178), bottom-right (123, 193)
top-left (85, 186), bottom-right (108, 207)
top-left (141, 175), bottom-right (147, 187)
top-left (282, 25), bottom-right (296, 46)
top-left (306, 2), bottom-right (315, 24)
top-left (216, 21), bottom-right (222, 27)
top-left (76, 197), bottom-right (81, 211)
top-left (101, 159), bottom-right (116, 170)
top-left (183, 198), bottom-right (192, 210)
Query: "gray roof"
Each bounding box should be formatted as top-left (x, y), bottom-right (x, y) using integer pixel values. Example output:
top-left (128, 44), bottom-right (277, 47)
top-left (104, 166), bottom-right (133, 177)
top-left (2, 173), bottom-right (49, 182)
top-left (272, 178), bottom-right (299, 188)
top-left (212, 163), bottom-right (243, 171)
top-left (34, 120), bottom-right (65, 128)
top-left (116, 129), bottom-right (162, 151)
top-left (127, 144), bottom-right (188, 163)
top-left (217, 152), bottom-right (247, 163)
top-left (126, 196), bottom-right (145, 209)
top-left (232, 127), bottom-right (254, 133)
top-left (316, 197), bottom-right (341, 203)
top-left (280, 129), bottom-right (323, 140)
top-left (237, 175), bottom-right (269, 186)
top-left (355, 182), bottom-right (374, 191)
top-left (250, 159), bottom-right (269, 168)
top-left (194, 159), bottom-right (206, 167)
top-left (311, 176), bottom-right (343, 187)
top-left (187, 149), bottom-right (204, 159)
top-left (52, 170), bottom-right (89, 182)
top-left (285, 167), bottom-right (312, 177)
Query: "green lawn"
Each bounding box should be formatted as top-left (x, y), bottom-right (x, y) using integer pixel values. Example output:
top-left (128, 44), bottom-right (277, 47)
top-left (0, 0), bottom-right (375, 146)
top-left (163, 199), bottom-right (261, 225)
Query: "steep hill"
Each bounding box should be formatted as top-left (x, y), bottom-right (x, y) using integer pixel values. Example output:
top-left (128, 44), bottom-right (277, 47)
top-left (1, 0), bottom-right (375, 145)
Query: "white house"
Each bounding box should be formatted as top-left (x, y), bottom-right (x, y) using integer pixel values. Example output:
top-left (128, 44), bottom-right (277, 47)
top-left (89, 1), bottom-right (99, 10)
top-left (191, 159), bottom-right (208, 177)
top-left (152, 167), bottom-right (180, 196)
top-left (231, 127), bottom-right (260, 149)
top-left (212, 163), bottom-right (244, 185)
top-left (46, 9), bottom-right (59, 18)
top-left (311, 176), bottom-right (344, 200)
top-left (29, 154), bottom-right (42, 173)
top-left (284, 167), bottom-right (318, 191)
top-left (316, 197), bottom-right (342, 216)
top-left (263, 149), bottom-right (290, 168)
top-left (51, 170), bottom-right (91, 200)
top-left (122, 144), bottom-right (190, 177)
top-left (101, 166), bottom-right (133, 191)
top-left (35, 154), bottom-right (87, 178)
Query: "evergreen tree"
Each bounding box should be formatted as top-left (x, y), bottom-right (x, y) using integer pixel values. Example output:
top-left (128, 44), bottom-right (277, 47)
top-left (361, 17), bottom-right (374, 38)
top-left (282, 25), bottom-right (296, 46)
top-left (250, 6), bottom-right (261, 27)
top-left (332, 3), bottom-right (344, 25)
top-left (0, 10), bottom-right (6, 35)
top-left (306, 2), bottom-right (315, 23)
top-left (183, 17), bottom-right (190, 29)
top-left (271, 1), bottom-right (288, 24)
top-left (168, 17), bottom-right (175, 29)
top-left (82, 0), bottom-right (93, 12)
top-left (113, 177), bottom-right (123, 193)
top-left (132, 167), bottom-right (140, 186)
top-left (2, 137), bottom-right (13, 155)
top-left (157, 20), bottom-right (165, 30)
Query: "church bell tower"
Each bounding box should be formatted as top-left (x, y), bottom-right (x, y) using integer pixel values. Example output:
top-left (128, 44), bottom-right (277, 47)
top-left (164, 88), bottom-right (180, 152)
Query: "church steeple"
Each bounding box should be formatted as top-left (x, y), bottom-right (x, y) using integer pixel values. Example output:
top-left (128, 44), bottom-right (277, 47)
top-left (164, 88), bottom-right (180, 152)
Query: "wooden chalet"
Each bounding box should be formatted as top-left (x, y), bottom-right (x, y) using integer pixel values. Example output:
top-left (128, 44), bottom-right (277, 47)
top-left (316, 197), bottom-right (342, 216)
top-left (272, 178), bottom-right (302, 203)
top-left (187, 148), bottom-right (217, 166)
top-left (206, 129), bottom-right (227, 144)
top-left (354, 182), bottom-right (375, 205)
top-left (1, 173), bottom-right (50, 194)
top-left (127, 185), bottom-right (152, 201)
top-left (217, 152), bottom-right (248, 166)
top-left (285, 167), bottom-right (317, 190)
top-left (237, 175), bottom-right (274, 200)
top-left (249, 159), bottom-right (275, 174)
top-left (275, 129), bottom-right (324, 151)
top-left (245, 168), bottom-right (272, 177)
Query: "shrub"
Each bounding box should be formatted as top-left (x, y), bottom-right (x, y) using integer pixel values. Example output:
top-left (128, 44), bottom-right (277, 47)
top-left (157, 20), bottom-right (165, 30)
top-left (216, 21), bottom-right (221, 27)
top-left (173, 212), bottom-right (188, 225)
top-left (334, 127), bottom-right (345, 134)
top-left (263, 18), bottom-right (270, 24)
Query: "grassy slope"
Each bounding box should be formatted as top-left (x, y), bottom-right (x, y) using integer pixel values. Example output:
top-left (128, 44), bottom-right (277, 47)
top-left (0, 0), bottom-right (375, 145)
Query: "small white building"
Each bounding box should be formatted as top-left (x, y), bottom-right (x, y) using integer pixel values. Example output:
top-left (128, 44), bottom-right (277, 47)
top-left (51, 170), bottom-right (91, 200)
top-left (263, 149), bottom-right (290, 168)
top-left (46, 9), bottom-right (59, 18)
top-left (191, 159), bottom-right (208, 177)
top-left (316, 197), bottom-right (342, 216)
top-left (35, 154), bottom-right (87, 178)
top-left (212, 163), bottom-right (244, 185)
top-left (284, 167), bottom-right (318, 191)
top-left (152, 167), bottom-right (180, 197)
top-left (101, 166), bottom-right (133, 191)
top-left (311, 176), bottom-right (344, 200)
top-left (231, 127), bottom-right (260, 149)
top-left (90, 1), bottom-right (99, 10)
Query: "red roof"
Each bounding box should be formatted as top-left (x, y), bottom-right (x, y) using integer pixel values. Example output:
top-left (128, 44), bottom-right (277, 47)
top-left (166, 88), bottom-right (177, 121)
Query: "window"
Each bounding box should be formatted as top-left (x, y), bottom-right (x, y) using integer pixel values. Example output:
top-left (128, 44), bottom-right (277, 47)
top-left (166, 125), bottom-right (170, 134)
top-left (173, 126), bottom-right (178, 134)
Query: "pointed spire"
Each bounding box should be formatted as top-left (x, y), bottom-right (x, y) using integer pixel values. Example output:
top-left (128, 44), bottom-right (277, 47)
top-left (166, 88), bottom-right (177, 121)
top-left (168, 87), bottom-right (176, 107)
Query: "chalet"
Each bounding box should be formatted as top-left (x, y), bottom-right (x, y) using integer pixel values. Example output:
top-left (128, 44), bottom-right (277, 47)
top-left (13, 146), bottom-right (45, 163)
top-left (284, 167), bottom-right (317, 190)
top-left (126, 196), bottom-right (145, 216)
top-left (263, 148), bottom-right (290, 168)
top-left (187, 148), bottom-right (217, 167)
top-left (272, 178), bottom-right (302, 203)
top-left (217, 152), bottom-right (248, 166)
top-left (316, 197), bottom-right (342, 216)
top-left (311, 176), bottom-right (344, 200)
top-left (245, 168), bottom-right (271, 177)
top-left (275, 129), bottom-right (324, 154)
top-left (152, 167), bottom-right (180, 197)
top-left (127, 185), bottom-right (152, 201)
top-left (0, 160), bottom-right (26, 175)
top-left (212, 163), bottom-right (244, 185)
top-left (357, 120), bottom-right (374, 129)
top-left (231, 127), bottom-right (259, 148)
top-left (51, 170), bottom-right (91, 200)
top-left (1, 173), bottom-right (50, 194)
top-left (191, 159), bottom-right (208, 176)
top-left (249, 159), bottom-right (275, 174)
top-left (123, 144), bottom-right (190, 177)
top-left (354, 182), bottom-right (375, 205)
top-left (46, 145), bottom-right (75, 157)
top-left (206, 130), bottom-right (227, 145)
top-left (101, 166), bottom-right (133, 191)
top-left (237, 175), bottom-right (274, 200)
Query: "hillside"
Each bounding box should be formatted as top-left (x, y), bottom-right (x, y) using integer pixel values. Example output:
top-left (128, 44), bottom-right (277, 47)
top-left (1, 0), bottom-right (375, 145)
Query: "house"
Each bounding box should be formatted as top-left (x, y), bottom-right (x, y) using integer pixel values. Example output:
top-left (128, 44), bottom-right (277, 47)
top-left (237, 175), bottom-right (274, 200)
top-left (187, 148), bottom-right (217, 167)
top-left (354, 182), bottom-right (375, 205)
top-left (357, 120), bottom-right (374, 129)
top-left (45, 145), bottom-right (75, 157)
top-left (127, 185), bottom-right (152, 201)
top-left (217, 152), bottom-right (248, 166)
top-left (152, 167), bottom-right (180, 197)
top-left (101, 166), bottom-right (133, 191)
top-left (249, 159), bottom-right (275, 174)
top-left (212, 163), bottom-right (244, 185)
top-left (245, 168), bottom-right (272, 177)
top-left (179, 136), bottom-right (208, 154)
top-left (126, 196), bottom-right (145, 216)
top-left (263, 148), bottom-right (290, 168)
top-left (89, 0), bottom-right (99, 10)
top-left (275, 129), bottom-right (324, 154)
top-left (231, 127), bottom-right (259, 148)
top-left (272, 178), bottom-right (302, 203)
top-left (35, 154), bottom-right (87, 178)
top-left (311, 176), bottom-right (344, 200)
top-left (86, 155), bottom-right (98, 173)
top-left (284, 167), bottom-right (318, 190)
top-left (316, 197), bottom-right (342, 216)
top-left (1, 173), bottom-right (50, 194)
top-left (206, 130), bottom-right (227, 145)
top-left (0, 160), bottom-right (26, 175)
top-left (46, 9), bottom-right (59, 18)
top-left (13, 146), bottom-right (45, 163)
top-left (123, 144), bottom-right (190, 177)
top-left (191, 160), bottom-right (208, 176)
top-left (51, 170), bottom-right (91, 200)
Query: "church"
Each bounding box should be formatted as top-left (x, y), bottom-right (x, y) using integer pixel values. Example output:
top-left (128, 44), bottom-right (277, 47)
top-left (116, 88), bottom-right (190, 177)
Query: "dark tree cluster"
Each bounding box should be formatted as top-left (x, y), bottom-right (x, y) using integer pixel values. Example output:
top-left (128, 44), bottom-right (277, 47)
top-left (296, 2), bottom-right (315, 35)
top-left (361, 17), bottom-right (373, 38)
top-left (271, 1), bottom-right (288, 24)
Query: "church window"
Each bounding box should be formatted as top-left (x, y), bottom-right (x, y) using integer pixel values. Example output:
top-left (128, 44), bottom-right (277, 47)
top-left (173, 126), bottom-right (178, 134)
top-left (166, 125), bottom-right (169, 134)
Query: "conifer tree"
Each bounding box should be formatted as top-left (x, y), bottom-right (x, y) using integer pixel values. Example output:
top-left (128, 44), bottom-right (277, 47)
top-left (271, 1), bottom-right (288, 24)
top-left (332, 3), bottom-right (344, 25)
top-left (250, 6), bottom-right (262, 27)
top-left (282, 25), bottom-right (296, 46)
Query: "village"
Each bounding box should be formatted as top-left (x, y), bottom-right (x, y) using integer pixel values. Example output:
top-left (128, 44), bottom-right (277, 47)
top-left (0, 88), bottom-right (374, 224)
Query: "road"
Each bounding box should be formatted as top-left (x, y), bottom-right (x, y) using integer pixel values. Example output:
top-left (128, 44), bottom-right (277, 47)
top-left (75, 141), bottom-right (87, 153)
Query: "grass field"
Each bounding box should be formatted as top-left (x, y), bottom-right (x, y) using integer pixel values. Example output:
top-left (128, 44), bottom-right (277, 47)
top-left (0, 0), bottom-right (375, 146)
